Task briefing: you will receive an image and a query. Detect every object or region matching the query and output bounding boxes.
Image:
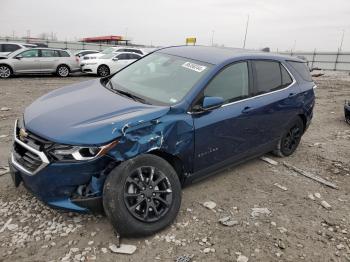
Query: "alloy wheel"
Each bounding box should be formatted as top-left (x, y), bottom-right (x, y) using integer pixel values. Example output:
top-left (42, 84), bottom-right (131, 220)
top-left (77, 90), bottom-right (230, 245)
top-left (58, 66), bottom-right (69, 77)
top-left (0, 66), bottom-right (11, 78)
top-left (123, 166), bottom-right (173, 222)
top-left (282, 125), bottom-right (301, 153)
top-left (98, 66), bottom-right (109, 77)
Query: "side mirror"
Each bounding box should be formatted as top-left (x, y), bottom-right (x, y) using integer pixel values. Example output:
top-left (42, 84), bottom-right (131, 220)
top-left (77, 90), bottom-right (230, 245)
top-left (112, 57), bottom-right (119, 61)
top-left (192, 96), bottom-right (224, 113)
top-left (202, 96), bottom-right (224, 110)
top-left (15, 55), bottom-right (22, 60)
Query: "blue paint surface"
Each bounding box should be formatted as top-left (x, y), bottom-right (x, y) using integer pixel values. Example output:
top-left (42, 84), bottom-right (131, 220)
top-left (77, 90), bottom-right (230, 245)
top-left (10, 46), bottom-right (315, 212)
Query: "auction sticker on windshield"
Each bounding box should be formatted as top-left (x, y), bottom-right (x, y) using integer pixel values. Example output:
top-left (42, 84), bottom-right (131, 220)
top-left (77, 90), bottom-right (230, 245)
top-left (182, 62), bottom-right (207, 72)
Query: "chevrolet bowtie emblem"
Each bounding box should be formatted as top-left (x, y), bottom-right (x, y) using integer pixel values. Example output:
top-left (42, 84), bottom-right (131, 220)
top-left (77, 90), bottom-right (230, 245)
top-left (19, 128), bottom-right (28, 141)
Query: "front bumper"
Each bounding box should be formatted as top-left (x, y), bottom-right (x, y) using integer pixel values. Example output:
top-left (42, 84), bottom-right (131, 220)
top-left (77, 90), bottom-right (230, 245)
top-left (9, 120), bottom-right (112, 212)
top-left (80, 64), bottom-right (98, 74)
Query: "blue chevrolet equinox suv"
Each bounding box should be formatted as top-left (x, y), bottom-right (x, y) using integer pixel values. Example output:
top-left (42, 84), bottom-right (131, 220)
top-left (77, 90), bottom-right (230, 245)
top-left (9, 46), bottom-right (315, 236)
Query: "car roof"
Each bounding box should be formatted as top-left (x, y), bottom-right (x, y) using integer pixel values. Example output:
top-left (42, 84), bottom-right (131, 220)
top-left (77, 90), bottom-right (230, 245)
top-left (157, 45), bottom-right (304, 65)
top-left (0, 42), bottom-right (32, 45)
top-left (113, 51), bottom-right (142, 55)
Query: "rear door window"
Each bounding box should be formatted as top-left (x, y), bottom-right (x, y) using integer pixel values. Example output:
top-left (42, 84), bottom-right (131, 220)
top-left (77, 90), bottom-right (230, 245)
top-left (128, 54), bottom-right (141, 60)
top-left (41, 49), bottom-right (59, 57)
top-left (117, 53), bottom-right (129, 60)
top-left (281, 64), bottom-right (293, 86)
top-left (253, 60), bottom-right (293, 95)
top-left (287, 61), bottom-right (312, 81)
top-left (204, 61), bottom-right (249, 104)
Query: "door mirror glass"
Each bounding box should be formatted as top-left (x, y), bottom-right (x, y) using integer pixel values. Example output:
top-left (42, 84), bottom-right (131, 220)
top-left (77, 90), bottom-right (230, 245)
top-left (202, 96), bottom-right (224, 110)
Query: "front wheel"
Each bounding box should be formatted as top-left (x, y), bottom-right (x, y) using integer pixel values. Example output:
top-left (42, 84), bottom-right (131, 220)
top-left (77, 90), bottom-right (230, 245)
top-left (273, 117), bottom-right (304, 157)
top-left (97, 65), bottom-right (110, 77)
top-left (56, 65), bottom-right (70, 77)
top-left (0, 65), bottom-right (12, 79)
top-left (103, 154), bottom-right (182, 237)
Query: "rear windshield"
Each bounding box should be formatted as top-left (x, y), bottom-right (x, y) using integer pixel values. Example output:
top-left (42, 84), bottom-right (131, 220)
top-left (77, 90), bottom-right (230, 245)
top-left (287, 61), bottom-right (312, 82)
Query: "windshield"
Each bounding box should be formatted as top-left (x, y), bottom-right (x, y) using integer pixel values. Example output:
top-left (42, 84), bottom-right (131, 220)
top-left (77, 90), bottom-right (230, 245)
top-left (100, 53), bottom-right (115, 59)
top-left (101, 47), bottom-right (115, 54)
top-left (108, 53), bottom-right (212, 105)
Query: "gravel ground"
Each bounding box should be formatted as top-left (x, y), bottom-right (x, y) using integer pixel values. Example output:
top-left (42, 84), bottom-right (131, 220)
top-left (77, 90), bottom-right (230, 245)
top-left (0, 72), bottom-right (349, 262)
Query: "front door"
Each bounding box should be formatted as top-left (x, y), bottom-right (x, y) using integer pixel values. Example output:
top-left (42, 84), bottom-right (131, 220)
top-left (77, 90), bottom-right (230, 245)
top-left (12, 49), bottom-right (40, 73)
top-left (192, 61), bottom-right (261, 172)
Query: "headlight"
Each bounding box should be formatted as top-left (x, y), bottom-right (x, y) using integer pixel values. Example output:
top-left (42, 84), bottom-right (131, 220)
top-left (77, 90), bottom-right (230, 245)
top-left (49, 141), bottom-right (118, 161)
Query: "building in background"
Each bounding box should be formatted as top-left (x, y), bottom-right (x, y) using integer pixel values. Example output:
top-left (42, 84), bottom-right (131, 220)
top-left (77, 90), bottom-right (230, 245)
top-left (81, 35), bottom-right (130, 46)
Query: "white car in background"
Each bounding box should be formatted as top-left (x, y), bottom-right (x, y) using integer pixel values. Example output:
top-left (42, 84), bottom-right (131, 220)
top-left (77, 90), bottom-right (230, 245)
top-left (74, 49), bottom-right (100, 65)
top-left (80, 52), bottom-right (143, 77)
top-left (83, 47), bottom-right (146, 61)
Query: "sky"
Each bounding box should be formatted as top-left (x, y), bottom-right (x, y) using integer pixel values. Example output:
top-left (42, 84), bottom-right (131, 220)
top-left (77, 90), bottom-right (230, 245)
top-left (1, 0), bottom-right (350, 51)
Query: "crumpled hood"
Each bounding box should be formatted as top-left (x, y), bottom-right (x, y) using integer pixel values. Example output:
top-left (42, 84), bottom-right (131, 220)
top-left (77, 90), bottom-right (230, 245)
top-left (24, 79), bottom-right (169, 145)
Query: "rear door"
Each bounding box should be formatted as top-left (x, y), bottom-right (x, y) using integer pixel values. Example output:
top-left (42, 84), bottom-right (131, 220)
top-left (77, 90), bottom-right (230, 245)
top-left (12, 49), bottom-right (41, 73)
top-left (247, 60), bottom-right (299, 145)
top-left (39, 49), bottom-right (60, 72)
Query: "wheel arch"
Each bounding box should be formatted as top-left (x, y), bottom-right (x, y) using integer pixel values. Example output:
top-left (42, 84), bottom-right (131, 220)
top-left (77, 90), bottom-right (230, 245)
top-left (57, 63), bottom-right (71, 72)
top-left (148, 150), bottom-right (185, 185)
top-left (98, 64), bottom-right (110, 70)
top-left (0, 63), bottom-right (13, 73)
top-left (298, 114), bottom-right (307, 132)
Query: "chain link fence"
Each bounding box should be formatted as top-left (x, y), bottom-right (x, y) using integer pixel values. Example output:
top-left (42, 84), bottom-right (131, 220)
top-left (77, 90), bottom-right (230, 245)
top-left (1, 37), bottom-right (349, 71)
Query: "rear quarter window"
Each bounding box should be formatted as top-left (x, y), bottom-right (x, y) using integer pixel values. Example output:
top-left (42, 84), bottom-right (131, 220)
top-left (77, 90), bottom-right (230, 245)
top-left (253, 60), bottom-right (294, 96)
top-left (287, 61), bottom-right (312, 82)
top-left (59, 50), bottom-right (70, 57)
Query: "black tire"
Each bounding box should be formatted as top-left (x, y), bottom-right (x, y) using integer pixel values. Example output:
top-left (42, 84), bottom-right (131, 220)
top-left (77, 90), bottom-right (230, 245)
top-left (103, 154), bottom-right (182, 237)
top-left (97, 65), bottom-right (110, 77)
top-left (272, 117), bottom-right (304, 157)
top-left (0, 65), bottom-right (12, 79)
top-left (56, 65), bottom-right (70, 77)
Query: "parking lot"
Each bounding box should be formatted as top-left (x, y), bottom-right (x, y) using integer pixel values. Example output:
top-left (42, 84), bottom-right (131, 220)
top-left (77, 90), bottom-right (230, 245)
top-left (0, 72), bottom-right (349, 261)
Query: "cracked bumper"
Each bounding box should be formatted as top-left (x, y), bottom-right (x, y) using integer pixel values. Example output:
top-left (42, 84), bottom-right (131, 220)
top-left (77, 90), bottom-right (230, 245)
top-left (8, 154), bottom-right (111, 212)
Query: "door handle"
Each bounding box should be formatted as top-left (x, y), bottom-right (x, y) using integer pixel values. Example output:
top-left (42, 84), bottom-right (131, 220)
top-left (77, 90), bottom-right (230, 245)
top-left (241, 106), bottom-right (254, 114)
top-left (288, 92), bottom-right (296, 97)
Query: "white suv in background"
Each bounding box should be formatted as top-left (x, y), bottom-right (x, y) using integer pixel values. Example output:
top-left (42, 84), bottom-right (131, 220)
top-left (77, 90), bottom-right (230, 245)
top-left (83, 47), bottom-right (146, 61)
top-left (81, 52), bottom-right (143, 77)
top-left (0, 42), bottom-right (37, 56)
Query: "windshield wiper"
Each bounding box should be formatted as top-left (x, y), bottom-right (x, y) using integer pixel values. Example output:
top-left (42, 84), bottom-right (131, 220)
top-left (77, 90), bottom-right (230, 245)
top-left (107, 81), bottom-right (149, 104)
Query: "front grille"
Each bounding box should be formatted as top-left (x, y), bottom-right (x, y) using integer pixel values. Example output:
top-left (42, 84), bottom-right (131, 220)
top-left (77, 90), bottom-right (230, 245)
top-left (11, 120), bottom-right (50, 175)
top-left (13, 143), bottom-right (42, 173)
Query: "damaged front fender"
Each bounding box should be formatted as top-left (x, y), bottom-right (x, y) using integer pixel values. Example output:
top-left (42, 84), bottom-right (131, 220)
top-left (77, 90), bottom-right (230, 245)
top-left (107, 109), bottom-right (194, 174)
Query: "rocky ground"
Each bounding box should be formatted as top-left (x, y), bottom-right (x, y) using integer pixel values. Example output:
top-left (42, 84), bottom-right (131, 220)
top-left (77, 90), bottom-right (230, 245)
top-left (0, 72), bottom-right (349, 262)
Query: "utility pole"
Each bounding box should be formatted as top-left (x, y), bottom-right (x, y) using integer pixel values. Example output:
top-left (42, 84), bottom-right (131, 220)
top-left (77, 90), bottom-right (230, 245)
top-left (211, 30), bottom-right (215, 46)
top-left (243, 14), bottom-right (249, 49)
top-left (339, 29), bottom-right (345, 52)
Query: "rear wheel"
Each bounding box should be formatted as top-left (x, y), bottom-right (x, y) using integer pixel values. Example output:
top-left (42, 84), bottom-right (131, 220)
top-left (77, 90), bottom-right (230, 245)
top-left (0, 65), bottom-right (12, 79)
top-left (97, 65), bottom-right (110, 77)
top-left (56, 65), bottom-right (70, 77)
top-left (273, 117), bottom-right (304, 157)
top-left (103, 154), bottom-right (182, 237)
